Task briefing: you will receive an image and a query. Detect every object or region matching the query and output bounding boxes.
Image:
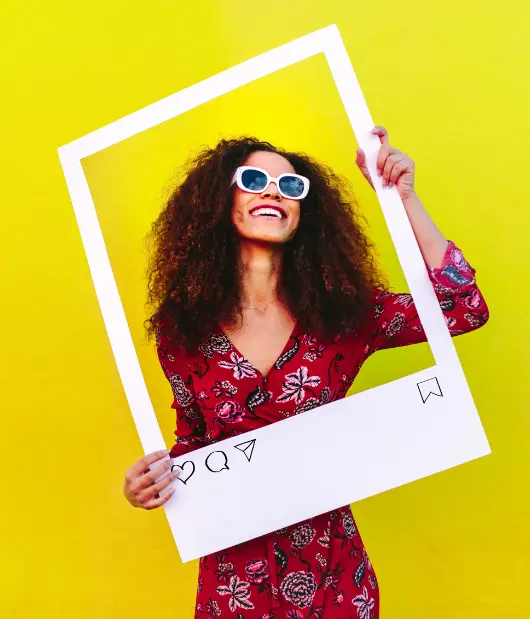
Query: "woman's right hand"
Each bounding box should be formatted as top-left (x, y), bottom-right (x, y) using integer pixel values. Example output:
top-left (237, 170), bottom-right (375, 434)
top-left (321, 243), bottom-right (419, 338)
top-left (123, 449), bottom-right (178, 510)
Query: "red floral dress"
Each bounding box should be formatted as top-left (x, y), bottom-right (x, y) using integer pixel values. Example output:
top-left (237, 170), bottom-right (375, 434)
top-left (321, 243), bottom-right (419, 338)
top-left (156, 242), bottom-right (488, 619)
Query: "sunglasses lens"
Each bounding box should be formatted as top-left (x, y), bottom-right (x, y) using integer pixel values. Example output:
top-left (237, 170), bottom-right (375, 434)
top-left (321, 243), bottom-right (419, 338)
top-left (240, 168), bottom-right (268, 192)
top-left (279, 175), bottom-right (305, 198)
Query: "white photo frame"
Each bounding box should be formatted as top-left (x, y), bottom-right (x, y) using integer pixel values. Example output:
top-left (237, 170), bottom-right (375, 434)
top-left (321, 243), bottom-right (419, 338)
top-left (58, 24), bottom-right (490, 562)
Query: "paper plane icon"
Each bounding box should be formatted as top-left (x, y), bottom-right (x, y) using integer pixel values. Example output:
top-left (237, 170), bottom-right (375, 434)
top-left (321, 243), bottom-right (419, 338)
top-left (234, 439), bottom-right (256, 462)
top-left (417, 377), bottom-right (443, 403)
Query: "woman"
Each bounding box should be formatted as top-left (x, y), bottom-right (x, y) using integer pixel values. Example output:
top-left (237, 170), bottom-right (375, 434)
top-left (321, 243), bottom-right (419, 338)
top-left (123, 127), bottom-right (489, 619)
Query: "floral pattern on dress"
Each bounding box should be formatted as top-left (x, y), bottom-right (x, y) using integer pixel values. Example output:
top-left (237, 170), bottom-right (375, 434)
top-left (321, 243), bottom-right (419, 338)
top-left (156, 241), bottom-right (489, 619)
top-left (277, 367), bottom-right (321, 404)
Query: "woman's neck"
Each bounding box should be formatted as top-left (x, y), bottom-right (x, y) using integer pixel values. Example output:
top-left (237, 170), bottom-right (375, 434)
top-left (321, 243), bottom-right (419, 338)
top-left (238, 240), bottom-right (283, 309)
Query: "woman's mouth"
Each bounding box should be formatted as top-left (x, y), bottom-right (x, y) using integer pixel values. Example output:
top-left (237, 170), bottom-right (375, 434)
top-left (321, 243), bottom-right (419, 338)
top-left (249, 206), bottom-right (286, 219)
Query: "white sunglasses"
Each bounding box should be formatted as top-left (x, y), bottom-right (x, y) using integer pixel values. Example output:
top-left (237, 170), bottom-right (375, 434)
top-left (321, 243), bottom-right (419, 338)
top-left (232, 166), bottom-right (310, 200)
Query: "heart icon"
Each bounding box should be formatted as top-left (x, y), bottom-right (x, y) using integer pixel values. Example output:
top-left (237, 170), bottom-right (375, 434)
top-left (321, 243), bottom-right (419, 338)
top-left (171, 460), bottom-right (195, 485)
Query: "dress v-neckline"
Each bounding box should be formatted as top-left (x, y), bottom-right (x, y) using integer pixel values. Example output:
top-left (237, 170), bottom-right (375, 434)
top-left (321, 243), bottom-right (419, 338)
top-left (219, 320), bottom-right (299, 382)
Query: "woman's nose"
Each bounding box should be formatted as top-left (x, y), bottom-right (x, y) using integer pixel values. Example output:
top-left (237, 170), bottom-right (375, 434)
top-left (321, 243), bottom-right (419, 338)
top-left (261, 182), bottom-right (281, 201)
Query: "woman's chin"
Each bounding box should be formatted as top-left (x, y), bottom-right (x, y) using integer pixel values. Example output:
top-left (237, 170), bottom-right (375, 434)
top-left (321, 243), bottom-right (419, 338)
top-left (238, 232), bottom-right (292, 247)
top-left (236, 225), bottom-right (295, 246)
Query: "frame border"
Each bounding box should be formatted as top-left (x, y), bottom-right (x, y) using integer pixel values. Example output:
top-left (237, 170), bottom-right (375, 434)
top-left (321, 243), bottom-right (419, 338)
top-left (58, 24), bottom-right (481, 457)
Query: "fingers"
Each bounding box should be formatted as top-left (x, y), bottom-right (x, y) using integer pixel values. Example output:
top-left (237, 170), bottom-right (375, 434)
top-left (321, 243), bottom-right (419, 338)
top-left (123, 449), bottom-right (175, 510)
top-left (126, 449), bottom-right (170, 480)
top-left (355, 147), bottom-right (366, 167)
top-left (376, 143), bottom-right (390, 178)
top-left (373, 125), bottom-right (396, 178)
top-left (355, 148), bottom-right (374, 189)
top-left (382, 153), bottom-right (409, 187)
top-left (139, 485), bottom-right (176, 511)
top-left (372, 126), bottom-right (389, 145)
top-left (140, 458), bottom-right (173, 488)
top-left (373, 127), bottom-right (406, 186)
top-left (136, 468), bottom-right (179, 508)
top-left (368, 126), bottom-right (414, 189)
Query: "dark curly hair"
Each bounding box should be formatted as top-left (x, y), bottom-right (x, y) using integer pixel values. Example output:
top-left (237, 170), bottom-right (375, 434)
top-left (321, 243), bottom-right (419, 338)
top-left (145, 137), bottom-right (386, 352)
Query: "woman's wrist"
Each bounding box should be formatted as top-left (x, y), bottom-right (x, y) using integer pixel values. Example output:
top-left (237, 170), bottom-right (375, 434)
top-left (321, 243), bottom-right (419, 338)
top-left (401, 192), bottom-right (449, 268)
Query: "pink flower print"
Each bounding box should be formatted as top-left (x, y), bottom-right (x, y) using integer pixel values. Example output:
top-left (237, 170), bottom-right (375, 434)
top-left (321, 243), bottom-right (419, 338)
top-left (384, 312), bottom-right (406, 337)
top-left (217, 575), bottom-right (254, 612)
top-left (303, 343), bottom-right (326, 362)
top-left (245, 558), bottom-right (270, 584)
top-left (373, 303), bottom-right (384, 318)
top-left (450, 247), bottom-right (471, 272)
top-left (318, 525), bottom-right (330, 548)
top-left (289, 524), bottom-right (316, 549)
top-left (277, 366), bottom-right (321, 404)
top-left (208, 333), bottom-right (232, 354)
top-left (362, 548), bottom-right (373, 571)
top-left (302, 333), bottom-right (317, 347)
top-left (368, 573), bottom-right (378, 590)
top-left (199, 333), bottom-right (232, 358)
top-left (215, 561), bottom-right (235, 584)
top-left (169, 373), bottom-right (193, 406)
top-left (280, 571), bottom-right (317, 609)
top-left (342, 511), bottom-right (356, 538)
top-left (352, 586), bottom-right (375, 619)
top-left (465, 288), bottom-right (482, 309)
top-left (445, 316), bottom-right (457, 328)
top-left (218, 352), bottom-right (257, 380)
top-left (332, 589), bottom-right (344, 607)
top-left (211, 380), bottom-right (238, 398)
top-left (393, 293), bottom-right (414, 308)
top-left (215, 401), bottom-right (245, 423)
top-left (204, 598), bottom-right (221, 617)
top-left (465, 312), bottom-right (481, 328)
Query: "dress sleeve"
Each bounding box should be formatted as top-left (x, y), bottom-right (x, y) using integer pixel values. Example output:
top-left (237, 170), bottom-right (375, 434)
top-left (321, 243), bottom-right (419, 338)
top-left (364, 241), bottom-right (489, 356)
top-left (156, 327), bottom-right (209, 458)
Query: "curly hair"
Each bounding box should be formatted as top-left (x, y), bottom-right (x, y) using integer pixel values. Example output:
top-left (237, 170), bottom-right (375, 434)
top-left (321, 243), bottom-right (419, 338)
top-left (144, 137), bottom-right (386, 352)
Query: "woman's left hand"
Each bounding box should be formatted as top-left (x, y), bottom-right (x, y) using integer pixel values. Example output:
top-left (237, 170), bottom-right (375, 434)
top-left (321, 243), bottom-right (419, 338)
top-left (355, 126), bottom-right (416, 201)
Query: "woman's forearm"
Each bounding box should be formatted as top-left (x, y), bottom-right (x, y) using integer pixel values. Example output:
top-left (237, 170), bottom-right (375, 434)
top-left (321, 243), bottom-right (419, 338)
top-left (356, 126), bottom-right (451, 269)
top-left (401, 191), bottom-right (449, 269)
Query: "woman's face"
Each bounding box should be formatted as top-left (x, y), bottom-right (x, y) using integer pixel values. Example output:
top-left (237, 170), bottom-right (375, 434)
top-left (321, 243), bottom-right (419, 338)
top-left (231, 150), bottom-right (302, 245)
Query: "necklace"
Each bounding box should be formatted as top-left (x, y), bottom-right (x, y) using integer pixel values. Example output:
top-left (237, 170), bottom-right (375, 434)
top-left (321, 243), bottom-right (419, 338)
top-left (241, 297), bottom-right (278, 313)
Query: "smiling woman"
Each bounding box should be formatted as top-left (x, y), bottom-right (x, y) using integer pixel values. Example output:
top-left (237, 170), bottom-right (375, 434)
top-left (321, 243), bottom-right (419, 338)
top-left (231, 153), bottom-right (305, 246)
top-left (143, 136), bottom-right (386, 354)
top-left (122, 130), bottom-right (489, 619)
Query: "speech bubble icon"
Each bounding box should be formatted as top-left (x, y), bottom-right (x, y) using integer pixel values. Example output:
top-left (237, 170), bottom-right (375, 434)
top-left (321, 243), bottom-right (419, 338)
top-left (205, 450), bottom-right (230, 473)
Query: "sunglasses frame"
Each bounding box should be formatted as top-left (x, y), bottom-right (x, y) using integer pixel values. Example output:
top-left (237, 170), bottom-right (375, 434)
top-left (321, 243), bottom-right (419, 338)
top-left (232, 166), bottom-right (310, 200)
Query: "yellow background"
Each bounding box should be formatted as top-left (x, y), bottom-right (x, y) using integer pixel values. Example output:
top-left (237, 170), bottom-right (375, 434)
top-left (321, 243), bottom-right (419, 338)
top-left (2, 1), bottom-right (529, 617)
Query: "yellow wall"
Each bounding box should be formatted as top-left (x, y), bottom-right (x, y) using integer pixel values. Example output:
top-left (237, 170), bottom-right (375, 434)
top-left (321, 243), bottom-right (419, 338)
top-left (2, 1), bottom-right (529, 617)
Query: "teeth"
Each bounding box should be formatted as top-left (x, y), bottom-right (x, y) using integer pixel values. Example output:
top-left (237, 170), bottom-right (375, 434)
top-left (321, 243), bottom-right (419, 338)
top-left (252, 208), bottom-right (282, 218)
